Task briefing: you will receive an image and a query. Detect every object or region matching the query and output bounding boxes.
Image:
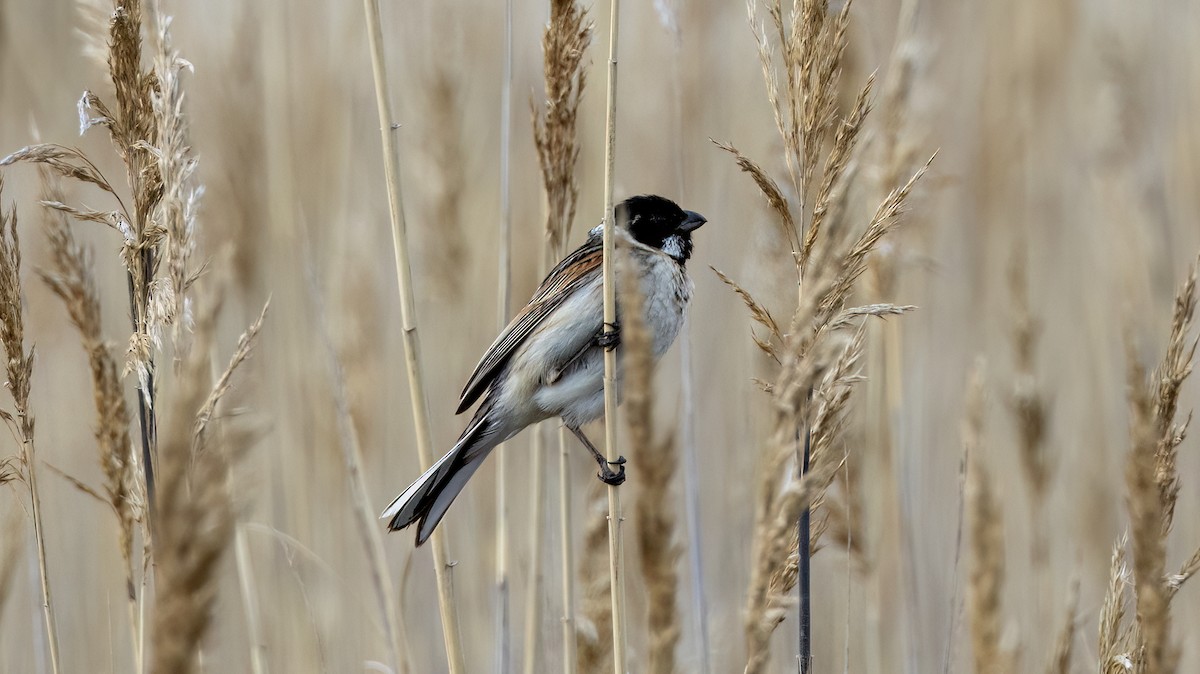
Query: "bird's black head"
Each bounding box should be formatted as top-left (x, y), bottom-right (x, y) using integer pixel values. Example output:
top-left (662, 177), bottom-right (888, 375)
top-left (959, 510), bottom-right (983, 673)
top-left (616, 195), bottom-right (706, 263)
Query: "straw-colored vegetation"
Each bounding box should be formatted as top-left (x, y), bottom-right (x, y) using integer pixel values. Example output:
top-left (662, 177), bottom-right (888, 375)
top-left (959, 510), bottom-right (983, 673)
top-left (1, 1), bottom-right (1198, 673)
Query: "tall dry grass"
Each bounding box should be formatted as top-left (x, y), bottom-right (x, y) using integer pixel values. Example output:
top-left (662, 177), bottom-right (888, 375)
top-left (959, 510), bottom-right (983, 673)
top-left (0, 1), bottom-right (1198, 673)
top-left (2, 3), bottom-right (267, 673)
top-left (716, 2), bottom-right (930, 670)
top-left (530, 3), bottom-right (592, 670)
top-left (0, 173), bottom-right (61, 674)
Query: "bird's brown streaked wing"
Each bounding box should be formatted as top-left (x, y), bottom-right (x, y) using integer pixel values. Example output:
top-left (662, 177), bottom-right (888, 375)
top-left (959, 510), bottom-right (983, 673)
top-left (456, 236), bottom-right (603, 414)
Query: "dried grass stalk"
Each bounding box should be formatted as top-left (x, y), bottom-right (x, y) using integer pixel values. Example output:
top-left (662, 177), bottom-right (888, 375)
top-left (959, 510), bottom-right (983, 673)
top-left (532, 4), bottom-right (593, 671)
top-left (725, 12), bottom-right (931, 667)
top-left (532, 0), bottom-right (592, 259)
top-left (962, 365), bottom-right (1016, 674)
top-left (711, 266), bottom-right (783, 361)
top-left (1147, 257), bottom-right (1197, 537)
top-left (733, 174), bottom-right (925, 674)
top-left (966, 450), bottom-right (1009, 674)
top-left (193, 301), bottom-right (269, 449)
top-left (149, 293), bottom-right (247, 674)
top-left (599, 0), bottom-right (627, 671)
top-left (621, 253), bottom-right (682, 674)
top-left (731, 7), bottom-right (894, 654)
top-left (1166, 547), bottom-right (1200, 600)
top-left (149, 15), bottom-right (202, 354)
top-left (309, 271), bottom-right (406, 673)
top-left (38, 171), bottom-right (142, 667)
top-left (0, 508), bottom-right (21, 612)
top-left (1105, 254), bottom-right (1198, 674)
top-left (1006, 246), bottom-right (1053, 570)
top-left (0, 175), bottom-right (61, 674)
top-left (417, 69), bottom-right (467, 299)
top-left (1125, 359), bottom-right (1176, 674)
top-left (39, 173), bottom-right (140, 587)
top-left (1007, 247), bottom-right (1050, 508)
top-left (1098, 539), bottom-right (1133, 674)
top-left (576, 484), bottom-right (614, 674)
top-left (105, 1), bottom-right (166, 505)
top-left (361, 1), bottom-right (466, 670)
top-left (4, 0), bottom-right (186, 511)
top-left (495, 1), bottom-right (515, 666)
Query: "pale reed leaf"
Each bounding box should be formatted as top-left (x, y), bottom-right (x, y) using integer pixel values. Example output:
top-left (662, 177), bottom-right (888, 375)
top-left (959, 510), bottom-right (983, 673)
top-left (711, 265), bottom-right (783, 341)
top-left (0, 144), bottom-right (117, 196)
top-left (712, 139), bottom-right (797, 249)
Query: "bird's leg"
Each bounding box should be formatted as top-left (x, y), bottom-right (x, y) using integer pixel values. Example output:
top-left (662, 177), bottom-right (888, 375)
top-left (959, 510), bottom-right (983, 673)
top-left (548, 339), bottom-right (592, 385)
top-left (596, 321), bottom-right (621, 351)
top-left (565, 422), bottom-right (626, 485)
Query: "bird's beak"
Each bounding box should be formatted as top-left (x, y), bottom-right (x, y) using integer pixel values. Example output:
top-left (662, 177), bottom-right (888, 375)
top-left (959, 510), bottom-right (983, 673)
top-left (680, 210), bottom-right (707, 232)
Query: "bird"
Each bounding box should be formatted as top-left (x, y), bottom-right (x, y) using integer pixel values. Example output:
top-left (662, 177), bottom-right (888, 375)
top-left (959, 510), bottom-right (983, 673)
top-left (381, 194), bottom-right (706, 545)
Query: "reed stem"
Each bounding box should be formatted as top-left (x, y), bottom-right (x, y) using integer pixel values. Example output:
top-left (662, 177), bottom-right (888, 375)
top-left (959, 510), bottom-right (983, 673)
top-left (494, 1), bottom-right (514, 671)
top-left (522, 427), bottom-right (546, 674)
top-left (361, 1), bottom-right (466, 671)
top-left (600, 0), bottom-right (627, 670)
top-left (559, 425), bottom-right (578, 673)
top-left (24, 438), bottom-right (61, 674)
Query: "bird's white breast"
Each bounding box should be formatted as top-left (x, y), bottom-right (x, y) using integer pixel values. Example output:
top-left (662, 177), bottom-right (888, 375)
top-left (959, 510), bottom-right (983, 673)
top-left (630, 246), bottom-right (693, 359)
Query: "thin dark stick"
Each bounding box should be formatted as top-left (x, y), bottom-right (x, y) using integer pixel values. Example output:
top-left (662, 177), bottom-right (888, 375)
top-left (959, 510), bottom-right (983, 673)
top-left (798, 424), bottom-right (812, 673)
top-left (126, 269), bottom-right (156, 512)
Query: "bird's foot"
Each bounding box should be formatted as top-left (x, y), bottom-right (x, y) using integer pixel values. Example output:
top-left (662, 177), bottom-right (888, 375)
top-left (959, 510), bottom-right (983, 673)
top-left (597, 321), bottom-right (621, 351)
top-left (597, 455), bottom-right (627, 485)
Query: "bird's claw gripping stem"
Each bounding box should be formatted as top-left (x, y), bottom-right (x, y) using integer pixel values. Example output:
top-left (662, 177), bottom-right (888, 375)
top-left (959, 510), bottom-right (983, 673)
top-left (597, 321), bottom-right (621, 351)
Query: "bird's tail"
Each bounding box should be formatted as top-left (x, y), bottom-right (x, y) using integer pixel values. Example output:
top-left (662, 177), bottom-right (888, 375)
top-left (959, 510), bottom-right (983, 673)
top-left (380, 409), bottom-right (498, 545)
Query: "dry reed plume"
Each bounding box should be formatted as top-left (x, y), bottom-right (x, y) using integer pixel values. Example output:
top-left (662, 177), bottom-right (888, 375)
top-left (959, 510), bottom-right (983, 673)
top-left (150, 292), bottom-right (237, 674)
top-left (620, 252), bottom-right (682, 674)
top-left (1007, 247), bottom-right (1052, 525)
top-left (309, 266), bottom-right (407, 673)
top-left (719, 1), bottom-right (930, 670)
top-left (4, 0), bottom-right (192, 512)
top-left (962, 366), bottom-right (1013, 674)
top-left (38, 170), bottom-right (141, 666)
top-left (533, 0), bottom-right (592, 261)
top-left (1106, 255), bottom-right (1198, 674)
top-left (576, 483), bottom-right (614, 674)
top-left (0, 174), bottom-right (61, 674)
top-left (532, 2), bottom-right (592, 671)
top-left (1, 4), bottom-right (268, 672)
top-left (598, 0), bottom-right (628, 669)
top-left (361, 0), bottom-right (467, 669)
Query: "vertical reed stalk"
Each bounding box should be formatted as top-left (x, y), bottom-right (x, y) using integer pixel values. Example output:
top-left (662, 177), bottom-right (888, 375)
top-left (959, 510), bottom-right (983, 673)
top-left (679, 330), bottom-right (711, 674)
top-left (39, 169), bottom-right (139, 674)
top-left (199, 336), bottom-right (266, 674)
top-left (665, 5), bottom-right (713, 661)
top-left (495, 2), bottom-right (514, 672)
top-left (600, 0), bottom-right (627, 670)
top-left (558, 424), bottom-right (577, 672)
top-left (532, 2), bottom-right (592, 669)
top-left (310, 274), bottom-right (406, 673)
top-left (523, 426), bottom-right (546, 674)
top-left (233, 525), bottom-right (267, 674)
top-left (0, 185), bottom-right (60, 674)
top-left (361, 2), bottom-right (466, 671)
top-left (20, 435), bottom-right (58, 674)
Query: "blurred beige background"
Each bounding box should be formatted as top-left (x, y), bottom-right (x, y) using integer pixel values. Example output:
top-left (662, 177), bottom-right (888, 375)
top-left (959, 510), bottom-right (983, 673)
top-left (1, 1), bottom-right (1198, 672)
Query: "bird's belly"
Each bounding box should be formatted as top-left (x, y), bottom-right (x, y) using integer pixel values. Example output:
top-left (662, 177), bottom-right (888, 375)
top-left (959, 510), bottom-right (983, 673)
top-left (533, 350), bottom-right (606, 427)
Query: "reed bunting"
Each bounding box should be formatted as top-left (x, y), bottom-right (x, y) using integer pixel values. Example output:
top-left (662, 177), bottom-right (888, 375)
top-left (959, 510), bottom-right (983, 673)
top-left (381, 195), bottom-right (706, 545)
